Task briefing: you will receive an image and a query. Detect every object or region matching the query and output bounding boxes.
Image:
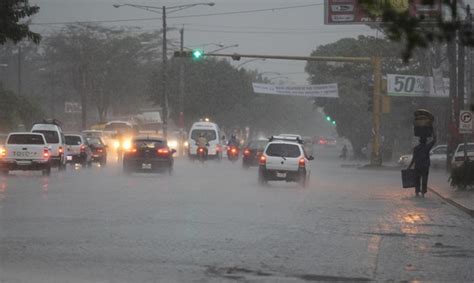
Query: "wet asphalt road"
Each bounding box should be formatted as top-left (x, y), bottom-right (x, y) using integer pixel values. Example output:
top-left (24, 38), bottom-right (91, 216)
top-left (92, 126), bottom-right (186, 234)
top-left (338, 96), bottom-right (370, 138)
top-left (0, 151), bottom-right (473, 282)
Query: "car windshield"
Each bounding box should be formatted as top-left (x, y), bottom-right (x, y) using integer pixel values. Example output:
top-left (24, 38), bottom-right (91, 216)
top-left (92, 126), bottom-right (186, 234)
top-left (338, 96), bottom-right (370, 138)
top-left (7, 134), bottom-right (45, 145)
top-left (86, 137), bottom-right (104, 146)
top-left (457, 144), bottom-right (474, 153)
top-left (248, 140), bottom-right (267, 150)
top-left (191, 130), bottom-right (217, 141)
top-left (134, 139), bottom-right (165, 148)
top-left (32, 130), bottom-right (59, 143)
top-left (266, 143), bottom-right (301, 158)
top-left (65, 136), bottom-right (82, 145)
top-left (104, 123), bottom-right (133, 132)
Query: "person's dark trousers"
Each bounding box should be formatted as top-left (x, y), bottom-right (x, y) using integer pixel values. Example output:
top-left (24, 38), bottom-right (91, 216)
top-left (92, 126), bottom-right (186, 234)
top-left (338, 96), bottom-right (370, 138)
top-left (415, 167), bottom-right (429, 194)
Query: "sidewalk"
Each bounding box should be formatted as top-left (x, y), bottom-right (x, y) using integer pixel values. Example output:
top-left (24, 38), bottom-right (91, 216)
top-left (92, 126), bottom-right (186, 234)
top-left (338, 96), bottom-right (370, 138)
top-left (429, 170), bottom-right (474, 217)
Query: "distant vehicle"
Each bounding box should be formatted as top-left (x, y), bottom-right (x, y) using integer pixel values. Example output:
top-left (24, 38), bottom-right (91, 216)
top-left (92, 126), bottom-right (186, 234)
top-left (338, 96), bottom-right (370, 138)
top-left (0, 132), bottom-right (52, 176)
top-left (103, 121), bottom-right (136, 154)
top-left (31, 119), bottom-right (66, 170)
top-left (65, 134), bottom-right (92, 167)
top-left (188, 121), bottom-right (223, 160)
top-left (82, 130), bottom-right (104, 139)
top-left (452, 143), bottom-right (474, 168)
top-left (258, 136), bottom-right (314, 187)
top-left (316, 136), bottom-right (337, 146)
top-left (242, 139), bottom-right (267, 168)
top-left (398, 144), bottom-right (447, 168)
top-left (123, 137), bottom-right (175, 174)
top-left (86, 137), bottom-right (108, 166)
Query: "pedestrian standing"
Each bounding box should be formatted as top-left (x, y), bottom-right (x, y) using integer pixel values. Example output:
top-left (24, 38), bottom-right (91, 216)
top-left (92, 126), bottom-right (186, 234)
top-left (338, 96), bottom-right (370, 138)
top-left (408, 132), bottom-right (437, 197)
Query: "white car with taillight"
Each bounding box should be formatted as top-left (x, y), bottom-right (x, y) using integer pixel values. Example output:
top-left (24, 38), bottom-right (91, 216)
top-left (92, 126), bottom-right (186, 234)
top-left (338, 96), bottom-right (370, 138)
top-left (65, 134), bottom-right (92, 167)
top-left (0, 132), bottom-right (52, 176)
top-left (187, 120), bottom-right (223, 160)
top-left (31, 120), bottom-right (66, 170)
top-left (452, 143), bottom-right (474, 168)
top-left (258, 136), bottom-right (314, 187)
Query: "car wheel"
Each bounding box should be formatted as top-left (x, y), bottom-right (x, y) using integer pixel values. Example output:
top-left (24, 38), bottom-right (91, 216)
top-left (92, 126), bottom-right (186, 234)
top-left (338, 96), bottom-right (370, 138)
top-left (87, 160), bottom-right (92, 168)
top-left (168, 166), bottom-right (173, 176)
top-left (100, 157), bottom-right (107, 167)
top-left (299, 173), bottom-right (307, 187)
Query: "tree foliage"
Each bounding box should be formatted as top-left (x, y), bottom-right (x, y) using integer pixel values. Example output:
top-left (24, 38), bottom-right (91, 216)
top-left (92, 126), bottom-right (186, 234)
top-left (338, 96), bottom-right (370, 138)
top-left (0, 83), bottom-right (43, 131)
top-left (360, 0), bottom-right (470, 61)
top-left (306, 36), bottom-right (434, 159)
top-left (0, 0), bottom-right (40, 45)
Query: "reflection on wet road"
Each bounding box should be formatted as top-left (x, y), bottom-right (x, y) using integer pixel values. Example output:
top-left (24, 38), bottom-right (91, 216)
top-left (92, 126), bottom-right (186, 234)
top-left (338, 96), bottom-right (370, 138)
top-left (0, 154), bottom-right (473, 282)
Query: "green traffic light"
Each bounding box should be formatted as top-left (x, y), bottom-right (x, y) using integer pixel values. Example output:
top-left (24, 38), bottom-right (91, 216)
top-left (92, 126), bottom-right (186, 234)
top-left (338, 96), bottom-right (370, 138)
top-left (332, 121), bottom-right (336, 125)
top-left (192, 49), bottom-right (204, 59)
top-left (325, 116), bottom-right (331, 122)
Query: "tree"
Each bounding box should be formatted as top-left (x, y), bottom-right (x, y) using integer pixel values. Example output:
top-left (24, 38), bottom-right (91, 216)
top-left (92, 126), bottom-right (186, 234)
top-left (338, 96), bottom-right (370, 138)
top-left (360, 0), bottom-right (470, 61)
top-left (0, 0), bottom-right (40, 44)
top-left (42, 25), bottom-right (158, 128)
top-left (305, 36), bottom-right (432, 159)
top-left (0, 83), bottom-right (43, 131)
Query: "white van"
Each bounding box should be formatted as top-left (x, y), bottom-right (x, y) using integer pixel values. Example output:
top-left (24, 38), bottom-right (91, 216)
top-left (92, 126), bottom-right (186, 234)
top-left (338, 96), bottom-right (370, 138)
top-left (31, 120), bottom-right (67, 170)
top-left (188, 121), bottom-right (222, 159)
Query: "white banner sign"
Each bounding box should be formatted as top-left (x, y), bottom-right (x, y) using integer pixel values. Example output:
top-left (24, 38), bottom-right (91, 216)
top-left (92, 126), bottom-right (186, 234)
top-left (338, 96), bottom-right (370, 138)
top-left (252, 83), bottom-right (339, 98)
top-left (387, 74), bottom-right (449, 98)
top-left (64, 102), bottom-right (82, 113)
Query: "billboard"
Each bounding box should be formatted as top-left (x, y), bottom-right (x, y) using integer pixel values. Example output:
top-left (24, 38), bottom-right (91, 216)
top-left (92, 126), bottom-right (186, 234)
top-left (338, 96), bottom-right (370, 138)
top-left (325, 0), bottom-right (441, 25)
top-left (252, 83), bottom-right (339, 98)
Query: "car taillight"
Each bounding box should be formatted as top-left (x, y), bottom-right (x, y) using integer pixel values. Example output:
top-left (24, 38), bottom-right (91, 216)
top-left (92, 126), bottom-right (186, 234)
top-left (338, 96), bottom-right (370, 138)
top-left (198, 148), bottom-right (204, 153)
top-left (0, 148), bottom-right (6, 158)
top-left (97, 148), bottom-right (103, 153)
top-left (43, 148), bottom-right (50, 159)
top-left (455, 156), bottom-right (465, 162)
top-left (231, 148), bottom-right (237, 153)
top-left (299, 158), bottom-right (306, 168)
top-left (157, 148), bottom-right (170, 155)
top-left (130, 147), bottom-right (137, 153)
top-left (259, 155), bottom-right (266, 166)
top-left (59, 146), bottom-right (63, 154)
top-left (216, 145), bottom-right (221, 152)
top-left (243, 149), bottom-right (250, 156)
top-left (80, 145), bottom-right (85, 152)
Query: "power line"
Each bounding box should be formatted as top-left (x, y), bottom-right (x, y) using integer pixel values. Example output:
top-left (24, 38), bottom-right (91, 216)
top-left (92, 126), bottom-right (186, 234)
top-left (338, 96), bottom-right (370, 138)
top-left (184, 28), bottom-right (371, 35)
top-left (31, 3), bottom-right (322, 26)
top-left (167, 3), bottom-right (323, 19)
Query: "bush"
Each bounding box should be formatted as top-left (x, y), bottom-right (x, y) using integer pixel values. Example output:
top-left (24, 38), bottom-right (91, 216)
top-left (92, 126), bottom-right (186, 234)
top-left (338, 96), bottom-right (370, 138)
top-left (449, 160), bottom-right (474, 190)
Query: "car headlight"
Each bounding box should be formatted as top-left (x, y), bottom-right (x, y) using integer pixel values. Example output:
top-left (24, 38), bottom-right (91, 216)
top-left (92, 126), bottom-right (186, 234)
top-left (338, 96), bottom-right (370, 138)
top-left (113, 140), bottom-right (120, 149)
top-left (168, 140), bottom-right (178, 149)
top-left (183, 141), bottom-right (189, 148)
top-left (122, 140), bottom-right (132, 150)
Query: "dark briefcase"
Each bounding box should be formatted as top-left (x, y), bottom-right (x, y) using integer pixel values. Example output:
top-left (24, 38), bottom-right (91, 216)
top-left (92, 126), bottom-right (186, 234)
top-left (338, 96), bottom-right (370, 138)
top-left (401, 169), bottom-right (417, 188)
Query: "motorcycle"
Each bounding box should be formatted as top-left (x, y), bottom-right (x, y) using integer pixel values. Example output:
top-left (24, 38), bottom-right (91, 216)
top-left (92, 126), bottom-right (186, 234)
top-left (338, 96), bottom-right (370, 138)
top-left (196, 144), bottom-right (208, 163)
top-left (227, 145), bottom-right (239, 162)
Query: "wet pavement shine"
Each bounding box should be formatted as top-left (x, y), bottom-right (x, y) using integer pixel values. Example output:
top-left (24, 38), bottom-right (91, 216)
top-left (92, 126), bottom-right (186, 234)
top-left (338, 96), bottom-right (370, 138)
top-left (0, 154), bottom-right (473, 282)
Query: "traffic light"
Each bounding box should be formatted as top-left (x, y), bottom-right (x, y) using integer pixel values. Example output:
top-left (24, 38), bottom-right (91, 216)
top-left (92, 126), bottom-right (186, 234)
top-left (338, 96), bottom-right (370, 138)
top-left (325, 115), bottom-right (336, 125)
top-left (173, 49), bottom-right (205, 61)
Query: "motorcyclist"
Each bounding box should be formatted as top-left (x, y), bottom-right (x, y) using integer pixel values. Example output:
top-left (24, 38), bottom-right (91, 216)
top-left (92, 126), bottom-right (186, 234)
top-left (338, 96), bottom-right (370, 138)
top-left (227, 134), bottom-right (239, 147)
top-left (196, 133), bottom-right (209, 157)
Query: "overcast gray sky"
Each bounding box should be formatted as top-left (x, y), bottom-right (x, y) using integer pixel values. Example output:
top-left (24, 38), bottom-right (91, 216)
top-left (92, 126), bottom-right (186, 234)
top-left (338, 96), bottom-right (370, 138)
top-left (30, 0), bottom-right (376, 83)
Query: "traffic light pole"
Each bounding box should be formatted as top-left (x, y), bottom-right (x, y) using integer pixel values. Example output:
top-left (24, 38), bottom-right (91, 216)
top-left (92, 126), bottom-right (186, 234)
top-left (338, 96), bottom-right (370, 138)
top-left (205, 52), bottom-right (383, 165)
top-left (162, 5), bottom-right (168, 139)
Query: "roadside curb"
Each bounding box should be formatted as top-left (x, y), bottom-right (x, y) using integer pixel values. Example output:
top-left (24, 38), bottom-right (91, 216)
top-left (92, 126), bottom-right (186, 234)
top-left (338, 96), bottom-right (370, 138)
top-left (428, 186), bottom-right (474, 218)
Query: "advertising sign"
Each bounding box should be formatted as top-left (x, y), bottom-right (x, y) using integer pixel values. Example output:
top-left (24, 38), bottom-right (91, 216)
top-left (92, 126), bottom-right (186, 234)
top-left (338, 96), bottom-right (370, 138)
top-left (325, 0), bottom-right (441, 25)
top-left (386, 74), bottom-right (449, 98)
top-left (252, 83), bottom-right (339, 98)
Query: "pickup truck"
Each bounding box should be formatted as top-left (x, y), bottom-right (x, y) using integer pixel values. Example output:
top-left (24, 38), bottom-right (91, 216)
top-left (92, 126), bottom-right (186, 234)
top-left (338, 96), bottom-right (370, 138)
top-left (0, 132), bottom-right (52, 176)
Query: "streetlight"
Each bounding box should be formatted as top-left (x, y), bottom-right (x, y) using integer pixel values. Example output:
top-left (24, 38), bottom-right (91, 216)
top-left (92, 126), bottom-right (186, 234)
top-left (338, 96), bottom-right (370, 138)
top-left (113, 2), bottom-right (215, 139)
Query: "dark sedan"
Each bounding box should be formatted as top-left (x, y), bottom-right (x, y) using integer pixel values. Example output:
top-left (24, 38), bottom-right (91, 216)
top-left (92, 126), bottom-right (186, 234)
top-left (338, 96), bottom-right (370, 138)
top-left (123, 137), bottom-right (175, 174)
top-left (242, 139), bottom-right (268, 168)
top-left (86, 137), bottom-right (108, 166)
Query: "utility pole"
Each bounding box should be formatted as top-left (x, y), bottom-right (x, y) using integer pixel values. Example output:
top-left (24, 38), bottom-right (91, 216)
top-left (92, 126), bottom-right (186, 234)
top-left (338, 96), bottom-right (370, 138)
top-left (162, 5), bottom-right (168, 139)
top-left (179, 27), bottom-right (186, 155)
top-left (447, 35), bottom-right (458, 171)
top-left (17, 45), bottom-right (21, 96)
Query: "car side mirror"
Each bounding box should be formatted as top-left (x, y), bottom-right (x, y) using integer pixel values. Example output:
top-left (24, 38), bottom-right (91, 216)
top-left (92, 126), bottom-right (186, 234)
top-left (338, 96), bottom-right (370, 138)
top-left (308, 156), bottom-right (314, 161)
top-left (171, 149), bottom-right (177, 154)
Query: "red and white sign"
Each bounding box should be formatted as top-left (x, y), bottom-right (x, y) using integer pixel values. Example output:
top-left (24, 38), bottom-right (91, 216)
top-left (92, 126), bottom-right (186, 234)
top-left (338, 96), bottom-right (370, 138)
top-left (325, 0), bottom-right (441, 25)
